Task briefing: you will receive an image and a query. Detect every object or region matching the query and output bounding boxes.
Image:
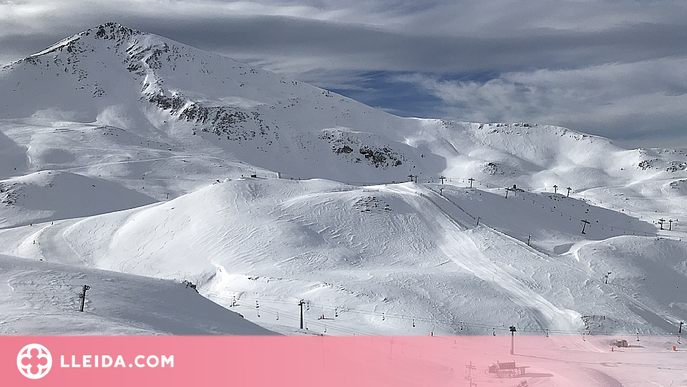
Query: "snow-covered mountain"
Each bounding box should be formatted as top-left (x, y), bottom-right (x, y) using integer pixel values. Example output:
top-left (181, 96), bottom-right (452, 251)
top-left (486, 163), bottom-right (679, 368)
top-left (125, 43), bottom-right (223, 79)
top-left (2, 21), bottom-right (687, 352)
top-left (0, 22), bottom-right (440, 187)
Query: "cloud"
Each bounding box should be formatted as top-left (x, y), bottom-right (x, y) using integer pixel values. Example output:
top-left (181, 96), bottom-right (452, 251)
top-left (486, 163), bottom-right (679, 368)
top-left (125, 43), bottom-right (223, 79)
top-left (4, 1), bottom-right (687, 74)
top-left (394, 58), bottom-right (687, 148)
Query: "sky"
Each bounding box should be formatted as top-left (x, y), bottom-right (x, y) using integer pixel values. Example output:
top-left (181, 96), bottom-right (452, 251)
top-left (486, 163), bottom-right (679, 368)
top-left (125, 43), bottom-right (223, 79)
top-left (1, 0), bottom-right (687, 149)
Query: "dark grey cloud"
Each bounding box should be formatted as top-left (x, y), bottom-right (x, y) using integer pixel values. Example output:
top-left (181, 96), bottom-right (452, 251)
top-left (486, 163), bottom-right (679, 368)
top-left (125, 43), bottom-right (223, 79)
top-left (94, 16), bottom-right (687, 74)
top-left (4, 2), bottom-right (687, 74)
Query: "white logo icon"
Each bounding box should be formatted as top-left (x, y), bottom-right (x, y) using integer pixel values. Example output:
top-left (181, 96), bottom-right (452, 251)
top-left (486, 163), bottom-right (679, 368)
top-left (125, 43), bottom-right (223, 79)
top-left (17, 343), bottom-right (52, 379)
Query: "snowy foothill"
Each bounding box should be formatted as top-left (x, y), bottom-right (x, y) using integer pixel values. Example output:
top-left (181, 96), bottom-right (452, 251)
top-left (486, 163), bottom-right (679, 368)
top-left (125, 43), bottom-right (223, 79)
top-left (1, 22), bottom-right (687, 385)
top-left (0, 253), bottom-right (275, 335)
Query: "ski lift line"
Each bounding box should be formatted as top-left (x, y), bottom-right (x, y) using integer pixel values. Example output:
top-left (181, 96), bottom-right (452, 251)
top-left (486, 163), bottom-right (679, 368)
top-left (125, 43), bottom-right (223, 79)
top-left (250, 303), bottom-right (378, 336)
top-left (201, 290), bottom-right (400, 318)
top-left (212, 289), bottom-right (642, 336)
top-left (267, 172), bottom-right (657, 236)
top-left (202, 285), bottom-right (666, 336)
top-left (429, 189), bottom-right (477, 221)
top-left (201, 289), bottom-right (603, 336)
top-left (439, 184), bottom-right (655, 237)
top-left (200, 292), bottom-right (338, 326)
top-left (201, 291), bottom-right (303, 310)
top-left (277, 174), bottom-right (501, 190)
top-left (260, 307), bottom-right (377, 336)
top-left (202, 290), bottom-right (451, 327)
top-left (416, 192), bottom-right (470, 230)
top-left (207, 290), bottom-right (550, 334)
top-left (201, 290), bottom-right (304, 306)
top-left (237, 296), bottom-right (642, 335)
top-left (270, 173), bottom-right (679, 231)
top-left (308, 320), bottom-right (376, 336)
top-left (514, 191), bottom-right (656, 236)
top-left (428, 186), bottom-right (560, 262)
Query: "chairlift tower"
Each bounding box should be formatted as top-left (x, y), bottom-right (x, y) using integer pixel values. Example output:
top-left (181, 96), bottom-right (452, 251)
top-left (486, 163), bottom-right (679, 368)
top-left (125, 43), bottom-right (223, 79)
top-left (78, 285), bottom-right (91, 312)
top-left (298, 299), bottom-right (305, 329)
top-left (581, 219), bottom-right (590, 234)
top-left (509, 326), bottom-right (517, 354)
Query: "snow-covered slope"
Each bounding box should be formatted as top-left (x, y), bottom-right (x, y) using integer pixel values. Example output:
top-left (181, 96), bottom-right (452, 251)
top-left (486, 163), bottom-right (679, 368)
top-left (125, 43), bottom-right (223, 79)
top-left (0, 253), bottom-right (275, 335)
top-left (1, 22), bottom-right (687, 344)
top-left (0, 177), bottom-right (682, 338)
top-left (0, 169), bottom-right (157, 228)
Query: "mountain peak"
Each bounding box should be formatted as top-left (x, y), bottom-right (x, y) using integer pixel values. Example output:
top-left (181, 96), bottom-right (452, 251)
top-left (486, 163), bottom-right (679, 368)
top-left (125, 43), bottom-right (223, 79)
top-left (26, 22), bottom-right (142, 60)
top-left (84, 22), bottom-right (141, 41)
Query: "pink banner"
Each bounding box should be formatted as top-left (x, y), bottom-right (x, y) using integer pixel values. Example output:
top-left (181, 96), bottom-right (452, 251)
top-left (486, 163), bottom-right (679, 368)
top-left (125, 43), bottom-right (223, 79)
top-left (1, 335), bottom-right (684, 386)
